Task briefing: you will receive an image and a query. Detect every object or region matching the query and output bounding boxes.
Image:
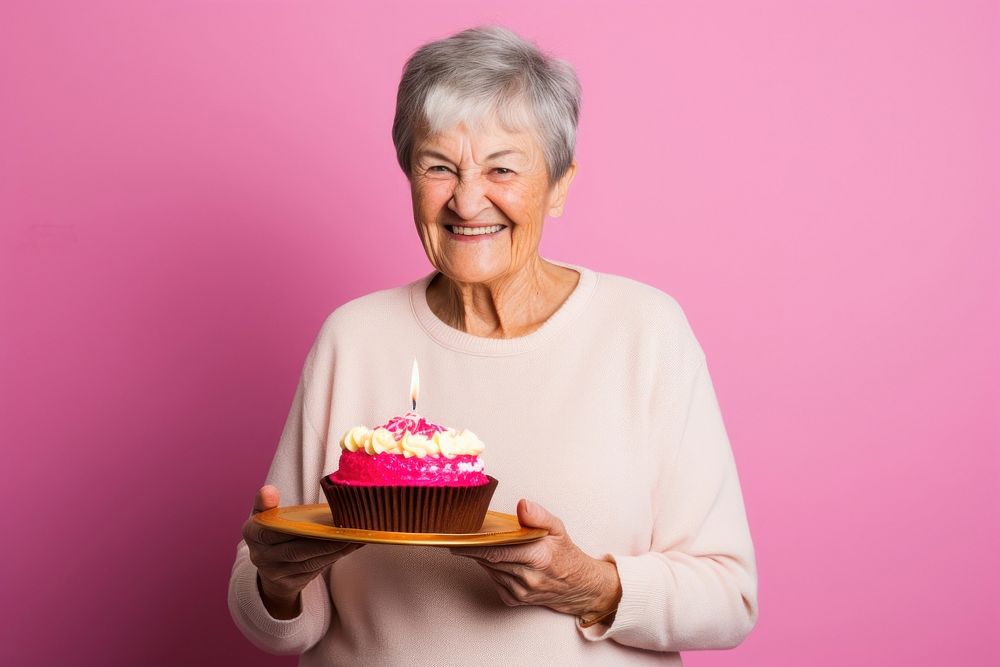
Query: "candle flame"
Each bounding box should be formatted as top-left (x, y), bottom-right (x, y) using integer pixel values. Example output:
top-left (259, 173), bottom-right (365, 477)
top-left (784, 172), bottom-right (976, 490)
top-left (410, 359), bottom-right (419, 410)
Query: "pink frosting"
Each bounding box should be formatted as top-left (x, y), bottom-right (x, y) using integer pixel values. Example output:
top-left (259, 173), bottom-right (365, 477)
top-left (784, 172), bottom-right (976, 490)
top-left (329, 450), bottom-right (488, 487)
top-left (378, 411), bottom-right (447, 439)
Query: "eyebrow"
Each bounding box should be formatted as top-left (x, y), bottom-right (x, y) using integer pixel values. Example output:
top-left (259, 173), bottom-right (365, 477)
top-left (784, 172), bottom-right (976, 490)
top-left (417, 149), bottom-right (521, 162)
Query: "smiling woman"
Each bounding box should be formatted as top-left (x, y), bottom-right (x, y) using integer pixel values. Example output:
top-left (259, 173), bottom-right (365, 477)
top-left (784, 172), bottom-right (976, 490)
top-left (229, 25), bottom-right (758, 667)
top-left (396, 28), bottom-right (582, 337)
top-left (410, 120), bottom-right (578, 337)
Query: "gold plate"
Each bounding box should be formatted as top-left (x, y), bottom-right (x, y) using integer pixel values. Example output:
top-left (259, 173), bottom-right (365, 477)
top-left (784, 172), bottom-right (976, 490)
top-left (253, 504), bottom-right (548, 547)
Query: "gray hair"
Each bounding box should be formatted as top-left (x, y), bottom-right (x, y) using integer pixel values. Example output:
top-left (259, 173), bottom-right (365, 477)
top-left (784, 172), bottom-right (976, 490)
top-left (391, 26), bottom-right (581, 184)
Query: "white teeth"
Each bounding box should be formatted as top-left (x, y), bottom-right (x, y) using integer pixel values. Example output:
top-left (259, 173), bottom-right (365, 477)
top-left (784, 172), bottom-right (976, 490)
top-left (450, 225), bottom-right (504, 236)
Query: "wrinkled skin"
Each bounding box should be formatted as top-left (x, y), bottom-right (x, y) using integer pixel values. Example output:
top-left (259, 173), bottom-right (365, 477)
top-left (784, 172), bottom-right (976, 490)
top-left (242, 485), bottom-right (363, 619)
top-left (451, 499), bottom-right (621, 622)
top-left (410, 119), bottom-right (579, 338)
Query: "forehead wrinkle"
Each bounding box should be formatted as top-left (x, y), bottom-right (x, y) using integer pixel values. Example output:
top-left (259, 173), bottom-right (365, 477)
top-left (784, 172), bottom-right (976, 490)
top-left (414, 124), bottom-right (542, 176)
top-left (416, 147), bottom-right (527, 166)
top-left (416, 149), bottom-right (456, 163)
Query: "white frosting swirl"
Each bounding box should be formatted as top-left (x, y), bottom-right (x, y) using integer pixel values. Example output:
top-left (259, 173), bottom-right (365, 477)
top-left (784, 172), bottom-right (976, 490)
top-left (366, 427), bottom-right (402, 455)
top-left (433, 430), bottom-right (461, 459)
top-left (340, 426), bottom-right (371, 453)
top-left (452, 429), bottom-right (485, 456)
top-left (338, 424), bottom-right (485, 457)
top-left (400, 432), bottom-right (438, 458)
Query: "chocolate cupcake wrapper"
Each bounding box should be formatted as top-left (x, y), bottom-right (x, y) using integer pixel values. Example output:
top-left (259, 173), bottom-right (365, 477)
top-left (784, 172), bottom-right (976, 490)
top-left (320, 476), bottom-right (499, 533)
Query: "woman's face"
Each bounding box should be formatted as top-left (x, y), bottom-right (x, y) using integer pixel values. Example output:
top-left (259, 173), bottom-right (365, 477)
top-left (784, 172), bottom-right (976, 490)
top-left (409, 119), bottom-right (575, 285)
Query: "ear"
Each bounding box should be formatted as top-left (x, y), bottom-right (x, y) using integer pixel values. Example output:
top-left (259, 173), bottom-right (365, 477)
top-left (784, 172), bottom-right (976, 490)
top-left (546, 161), bottom-right (577, 218)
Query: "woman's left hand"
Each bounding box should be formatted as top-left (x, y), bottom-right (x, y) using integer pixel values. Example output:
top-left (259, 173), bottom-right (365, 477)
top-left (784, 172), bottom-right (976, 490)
top-left (450, 499), bottom-right (622, 620)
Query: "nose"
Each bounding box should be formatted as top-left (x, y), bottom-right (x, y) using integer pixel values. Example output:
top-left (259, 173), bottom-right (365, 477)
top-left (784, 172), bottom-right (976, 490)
top-left (447, 175), bottom-right (491, 220)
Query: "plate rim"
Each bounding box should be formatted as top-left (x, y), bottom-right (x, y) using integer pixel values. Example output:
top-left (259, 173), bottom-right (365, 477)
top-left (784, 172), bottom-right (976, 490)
top-left (253, 503), bottom-right (548, 547)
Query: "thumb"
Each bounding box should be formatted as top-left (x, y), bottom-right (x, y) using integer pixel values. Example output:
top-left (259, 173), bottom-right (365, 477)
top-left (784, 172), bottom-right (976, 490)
top-left (252, 485), bottom-right (280, 515)
top-left (516, 498), bottom-right (564, 536)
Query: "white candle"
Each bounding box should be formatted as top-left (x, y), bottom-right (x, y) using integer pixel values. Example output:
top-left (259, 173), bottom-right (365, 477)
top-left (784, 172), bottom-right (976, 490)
top-left (410, 359), bottom-right (420, 412)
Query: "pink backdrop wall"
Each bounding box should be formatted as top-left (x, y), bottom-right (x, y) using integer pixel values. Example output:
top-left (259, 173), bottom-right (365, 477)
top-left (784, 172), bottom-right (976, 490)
top-left (2, 1), bottom-right (997, 665)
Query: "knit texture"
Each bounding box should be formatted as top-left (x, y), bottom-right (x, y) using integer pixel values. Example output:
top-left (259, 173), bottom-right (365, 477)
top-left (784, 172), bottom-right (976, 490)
top-left (228, 264), bottom-right (758, 665)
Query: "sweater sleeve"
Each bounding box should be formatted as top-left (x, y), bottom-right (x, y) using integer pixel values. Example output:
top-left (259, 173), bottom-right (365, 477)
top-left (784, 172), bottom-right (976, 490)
top-left (227, 355), bottom-right (335, 655)
top-left (579, 359), bottom-right (759, 651)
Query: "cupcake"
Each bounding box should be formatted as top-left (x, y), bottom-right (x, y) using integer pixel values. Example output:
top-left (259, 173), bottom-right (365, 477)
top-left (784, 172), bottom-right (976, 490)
top-left (321, 411), bottom-right (498, 533)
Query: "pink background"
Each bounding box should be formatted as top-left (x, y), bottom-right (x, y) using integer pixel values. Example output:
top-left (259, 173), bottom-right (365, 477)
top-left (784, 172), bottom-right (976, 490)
top-left (2, 1), bottom-right (997, 665)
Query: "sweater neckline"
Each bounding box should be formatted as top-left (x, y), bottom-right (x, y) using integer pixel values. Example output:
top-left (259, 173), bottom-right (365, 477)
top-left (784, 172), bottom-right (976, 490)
top-left (409, 260), bottom-right (598, 356)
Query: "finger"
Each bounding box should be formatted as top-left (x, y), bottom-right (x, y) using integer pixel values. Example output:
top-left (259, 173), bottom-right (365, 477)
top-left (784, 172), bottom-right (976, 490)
top-left (472, 559), bottom-right (531, 582)
top-left (483, 566), bottom-right (528, 605)
top-left (268, 552), bottom-right (347, 579)
top-left (451, 547), bottom-right (496, 562)
top-left (450, 546), bottom-right (492, 559)
top-left (516, 498), bottom-right (565, 537)
top-left (450, 545), bottom-right (533, 564)
top-left (281, 545), bottom-right (363, 575)
top-left (495, 585), bottom-right (521, 607)
top-left (256, 543), bottom-right (364, 584)
top-left (252, 485), bottom-right (281, 515)
top-left (244, 519), bottom-right (297, 546)
top-left (275, 538), bottom-right (365, 563)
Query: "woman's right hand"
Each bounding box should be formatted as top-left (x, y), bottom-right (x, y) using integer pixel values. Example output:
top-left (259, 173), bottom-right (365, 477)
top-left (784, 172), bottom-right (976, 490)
top-left (242, 485), bottom-right (363, 619)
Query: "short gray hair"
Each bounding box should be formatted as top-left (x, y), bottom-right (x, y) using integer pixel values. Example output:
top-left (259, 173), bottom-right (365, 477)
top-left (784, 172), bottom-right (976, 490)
top-left (391, 26), bottom-right (581, 184)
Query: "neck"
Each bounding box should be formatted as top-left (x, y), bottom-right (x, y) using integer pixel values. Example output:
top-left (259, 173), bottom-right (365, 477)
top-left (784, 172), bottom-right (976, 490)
top-left (427, 258), bottom-right (580, 338)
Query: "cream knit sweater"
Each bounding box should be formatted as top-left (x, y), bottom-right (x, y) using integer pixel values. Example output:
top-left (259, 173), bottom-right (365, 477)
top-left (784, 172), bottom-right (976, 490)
top-left (228, 264), bottom-right (758, 665)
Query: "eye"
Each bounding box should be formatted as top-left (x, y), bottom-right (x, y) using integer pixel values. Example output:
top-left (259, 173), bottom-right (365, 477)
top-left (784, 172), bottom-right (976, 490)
top-left (492, 167), bottom-right (515, 176)
top-left (428, 165), bottom-right (452, 173)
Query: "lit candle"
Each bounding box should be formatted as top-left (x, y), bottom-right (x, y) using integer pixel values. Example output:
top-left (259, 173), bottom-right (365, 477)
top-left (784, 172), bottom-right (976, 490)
top-left (410, 359), bottom-right (419, 412)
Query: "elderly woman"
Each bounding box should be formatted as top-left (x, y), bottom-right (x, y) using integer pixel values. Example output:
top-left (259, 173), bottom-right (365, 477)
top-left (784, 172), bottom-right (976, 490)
top-left (229, 26), bottom-right (757, 665)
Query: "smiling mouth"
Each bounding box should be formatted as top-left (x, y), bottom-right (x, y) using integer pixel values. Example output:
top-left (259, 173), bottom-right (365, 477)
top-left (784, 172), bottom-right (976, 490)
top-left (445, 224), bottom-right (507, 236)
